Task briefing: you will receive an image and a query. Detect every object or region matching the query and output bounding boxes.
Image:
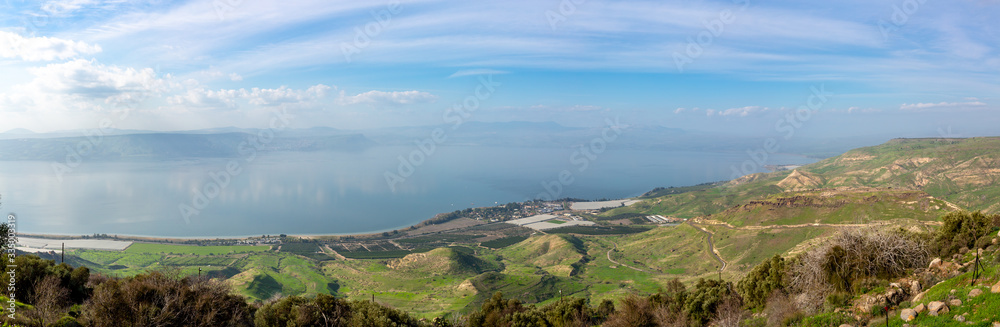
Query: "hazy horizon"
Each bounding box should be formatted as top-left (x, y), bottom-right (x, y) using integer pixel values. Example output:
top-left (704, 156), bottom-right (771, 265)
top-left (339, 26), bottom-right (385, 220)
top-left (0, 0), bottom-right (997, 139)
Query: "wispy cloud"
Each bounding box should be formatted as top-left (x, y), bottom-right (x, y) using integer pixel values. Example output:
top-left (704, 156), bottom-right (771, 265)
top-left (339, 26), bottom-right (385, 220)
top-left (900, 101), bottom-right (987, 111)
top-left (0, 31), bottom-right (102, 61)
top-left (448, 69), bottom-right (509, 78)
top-left (337, 90), bottom-right (438, 106)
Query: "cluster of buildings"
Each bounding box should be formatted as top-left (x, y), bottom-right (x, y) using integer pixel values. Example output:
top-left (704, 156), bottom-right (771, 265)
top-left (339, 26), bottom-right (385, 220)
top-left (645, 215), bottom-right (684, 224)
top-left (235, 236), bottom-right (281, 245)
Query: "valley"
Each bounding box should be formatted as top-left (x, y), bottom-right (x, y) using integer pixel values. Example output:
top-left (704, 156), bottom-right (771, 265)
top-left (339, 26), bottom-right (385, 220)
top-left (33, 137), bottom-right (1000, 321)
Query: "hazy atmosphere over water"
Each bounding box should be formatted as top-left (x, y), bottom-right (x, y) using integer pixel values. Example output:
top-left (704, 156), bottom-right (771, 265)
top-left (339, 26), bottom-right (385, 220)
top-left (1, 0), bottom-right (999, 237)
top-left (5, 1), bottom-right (1000, 326)
top-left (3, 148), bottom-right (816, 237)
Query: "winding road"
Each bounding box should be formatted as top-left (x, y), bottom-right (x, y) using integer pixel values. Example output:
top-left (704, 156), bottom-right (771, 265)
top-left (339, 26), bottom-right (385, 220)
top-left (606, 241), bottom-right (646, 273)
top-left (687, 221), bottom-right (727, 272)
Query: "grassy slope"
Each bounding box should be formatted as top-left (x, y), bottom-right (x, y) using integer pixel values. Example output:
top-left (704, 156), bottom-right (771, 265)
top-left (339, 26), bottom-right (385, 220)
top-left (60, 137), bottom-right (1000, 318)
top-left (605, 137), bottom-right (1000, 220)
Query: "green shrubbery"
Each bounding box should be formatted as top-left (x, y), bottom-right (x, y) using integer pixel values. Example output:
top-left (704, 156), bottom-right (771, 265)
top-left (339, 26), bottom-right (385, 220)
top-left (932, 210), bottom-right (999, 257)
top-left (737, 254), bottom-right (786, 310)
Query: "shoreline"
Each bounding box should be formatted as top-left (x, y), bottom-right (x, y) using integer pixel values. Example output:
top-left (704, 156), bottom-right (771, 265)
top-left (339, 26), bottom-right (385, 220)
top-left (17, 197), bottom-right (641, 244)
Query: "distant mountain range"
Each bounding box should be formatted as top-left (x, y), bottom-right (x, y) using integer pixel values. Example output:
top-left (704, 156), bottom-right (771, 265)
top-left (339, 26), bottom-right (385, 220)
top-left (0, 121), bottom-right (902, 161)
top-left (0, 131), bottom-right (374, 161)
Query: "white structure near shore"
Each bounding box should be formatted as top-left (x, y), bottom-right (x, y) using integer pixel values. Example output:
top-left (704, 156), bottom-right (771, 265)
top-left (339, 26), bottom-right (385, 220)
top-left (506, 214), bottom-right (596, 231)
top-left (570, 199), bottom-right (640, 211)
top-left (17, 237), bottom-right (133, 252)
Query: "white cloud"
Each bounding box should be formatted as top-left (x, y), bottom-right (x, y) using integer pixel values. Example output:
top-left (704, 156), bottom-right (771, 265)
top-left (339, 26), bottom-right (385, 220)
top-left (337, 90), bottom-right (438, 105)
top-left (448, 69), bottom-right (509, 78)
top-left (0, 31), bottom-right (102, 61)
top-left (249, 85), bottom-right (332, 106)
top-left (41, 0), bottom-right (101, 15)
top-left (900, 101), bottom-right (987, 111)
top-left (710, 106), bottom-right (768, 117)
top-left (229, 73), bottom-right (243, 81)
top-left (167, 84), bottom-right (332, 109)
top-left (20, 58), bottom-right (166, 106)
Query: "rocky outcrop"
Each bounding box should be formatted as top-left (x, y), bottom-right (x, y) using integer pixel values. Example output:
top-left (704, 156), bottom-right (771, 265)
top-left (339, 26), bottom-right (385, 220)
top-left (900, 308), bottom-right (917, 322)
top-left (928, 301), bottom-right (949, 316)
top-left (777, 170), bottom-right (824, 191)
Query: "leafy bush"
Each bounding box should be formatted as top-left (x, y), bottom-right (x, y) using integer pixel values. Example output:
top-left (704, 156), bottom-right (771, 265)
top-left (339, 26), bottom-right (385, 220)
top-left (83, 271), bottom-right (254, 326)
top-left (737, 254), bottom-right (787, 310)
top-left (933, 210), bottom-right (998, 257)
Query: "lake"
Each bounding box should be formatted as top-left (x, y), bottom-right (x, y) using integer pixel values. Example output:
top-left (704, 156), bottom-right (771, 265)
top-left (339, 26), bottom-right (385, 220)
top-left (0, 146), bottom-right (816, 237)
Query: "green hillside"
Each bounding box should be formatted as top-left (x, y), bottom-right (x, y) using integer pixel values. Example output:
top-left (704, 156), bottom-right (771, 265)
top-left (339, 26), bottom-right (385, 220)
top-left (47, 137), bottom-right (1000, 321)
top-left (606, 137), bottom-right (1000, 220)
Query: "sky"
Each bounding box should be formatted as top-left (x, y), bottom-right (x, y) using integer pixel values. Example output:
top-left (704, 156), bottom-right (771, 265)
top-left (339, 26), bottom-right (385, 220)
top-left (0, 0), bottom-right (998, 138)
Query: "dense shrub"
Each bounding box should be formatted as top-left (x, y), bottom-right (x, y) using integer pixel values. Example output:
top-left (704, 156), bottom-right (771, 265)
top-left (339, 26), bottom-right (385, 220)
top-left (12, 255), bottom-right (90, 305)
top-left (737, 254), bottom-right (786, 310)
top-left (933, 210), bottom-right (998, 257)
top-left (82, 271), bottom-right (254, 326)
top-left (789, 227), bottom-right (927, 310)
top-left (466, 292), bottom-right (531, 327)
top-left (604, 278), bottom-right (736, 327)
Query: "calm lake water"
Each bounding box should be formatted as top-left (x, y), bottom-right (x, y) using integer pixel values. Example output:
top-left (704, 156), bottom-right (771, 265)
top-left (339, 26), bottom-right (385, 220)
top-left (0, 146), bottom-right (816, 237)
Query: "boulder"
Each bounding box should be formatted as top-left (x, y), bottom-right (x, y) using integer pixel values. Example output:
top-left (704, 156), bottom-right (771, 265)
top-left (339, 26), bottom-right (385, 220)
top-left (914, 303), bottom-right (926, 314)
top-left (886, 288), bottom-right (905, 304)
top-left (970, 288), bottom-right (983, 298)
top-left (955, 315), bottom-right (966, 322)
top-left (839, 325), bottom-right (853, 327)
top-left (929, 258), bottom-right (942, 269)
top-left (928, 301), bottom-right (949, 316)
top-left (950, 299), bottom-right (963, 307)
top-left (992, 321), bottom-right (1000, 327)
top-left (900, 308), bottom-right (917, 322)
top-left (913, 291), bottom-right (927, 302)
top-left (993, 280), bottom-right (1000, 293)
top-left (910, 280), bottom-right (921, 294)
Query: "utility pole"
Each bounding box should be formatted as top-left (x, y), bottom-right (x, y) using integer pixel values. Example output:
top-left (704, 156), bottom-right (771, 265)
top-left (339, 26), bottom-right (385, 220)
top-left (971, 250), bottom-right (981, 286)
top-left (61, 243), bottom-right (65, 263)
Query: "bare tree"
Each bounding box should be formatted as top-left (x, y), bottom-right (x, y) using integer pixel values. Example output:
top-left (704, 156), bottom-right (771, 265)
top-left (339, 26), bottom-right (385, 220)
top-left (710, 293), bottom-right (748, 327)
top-left (30, 275), bottom-right (68, 326)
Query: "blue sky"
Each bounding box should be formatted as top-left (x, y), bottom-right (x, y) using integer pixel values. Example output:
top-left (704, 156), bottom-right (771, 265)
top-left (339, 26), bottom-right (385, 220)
top-left (0, 0), bottom-right (997, 137)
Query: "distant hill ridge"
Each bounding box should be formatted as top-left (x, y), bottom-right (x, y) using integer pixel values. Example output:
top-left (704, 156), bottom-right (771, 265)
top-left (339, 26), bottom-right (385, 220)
top-left (615, 137), bottom-right (1000, 220)
top-left (0, 132), bottom-right (375, 161)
